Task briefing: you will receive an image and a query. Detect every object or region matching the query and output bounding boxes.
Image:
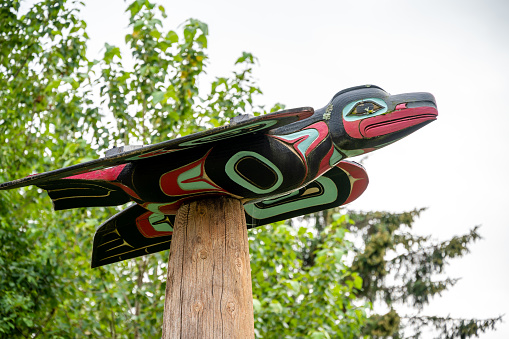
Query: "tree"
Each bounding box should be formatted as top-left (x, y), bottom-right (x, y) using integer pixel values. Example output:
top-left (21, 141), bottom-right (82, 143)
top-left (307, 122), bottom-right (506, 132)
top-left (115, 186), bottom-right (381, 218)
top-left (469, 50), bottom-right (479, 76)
top-left (249, 206), bottom-right (502, 338)
top-left (250, 218), bottom-right (366, 338)
top-left (0, 1), bottom-right (102, 336)
top-left (0, 0), bottom-right (502, 338)
top-left (0, 0), bottom-right (272, 337)
top-left (345, 208), bottom-right (502, 338)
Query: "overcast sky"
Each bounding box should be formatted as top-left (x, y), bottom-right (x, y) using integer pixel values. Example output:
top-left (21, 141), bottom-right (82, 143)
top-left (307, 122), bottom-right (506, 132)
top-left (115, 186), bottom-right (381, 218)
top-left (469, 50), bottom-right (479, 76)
top-left (77, 0), bottom-right (509, 337)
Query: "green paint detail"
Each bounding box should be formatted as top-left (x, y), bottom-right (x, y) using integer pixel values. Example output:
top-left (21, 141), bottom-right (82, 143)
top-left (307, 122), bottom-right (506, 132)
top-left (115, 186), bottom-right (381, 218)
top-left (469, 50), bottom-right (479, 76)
top-left (338, 148), bottom-right (366, 158)
top-left (373, 137), bottom-right (403, 150)
top-left (337, 136), bottom-right (404, 159)
top-left (177, 163), bottom-right (216, 191)
top-left (179, 120), bottom-right (278, 146)
top-left (329, 147), bottom-right (343, 167)
top-left (144, 203), bottom-right (169, 213)
top-left (261, 190), bottom-right (301, 204)
top-left (342, 97), bottom-right (387, 121)
top-left (276, 128), bottom-right (319, 156)
top-left (148, 213), bottom-right (173, 232)
top-left (244, 176), bottom-right (337, 219)
top-left (225, 151), bottom-right (283, 194)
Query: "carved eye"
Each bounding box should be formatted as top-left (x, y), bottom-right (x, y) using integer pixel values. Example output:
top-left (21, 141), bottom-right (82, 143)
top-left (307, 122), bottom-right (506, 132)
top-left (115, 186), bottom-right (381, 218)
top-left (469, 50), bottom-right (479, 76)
top-left (348, 101), bottom-right (384, 116)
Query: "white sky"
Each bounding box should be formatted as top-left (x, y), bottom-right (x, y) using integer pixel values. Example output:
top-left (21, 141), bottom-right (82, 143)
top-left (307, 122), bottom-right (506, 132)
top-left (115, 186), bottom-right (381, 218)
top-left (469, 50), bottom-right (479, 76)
top-left (77, 0), bottom-right (509, 337)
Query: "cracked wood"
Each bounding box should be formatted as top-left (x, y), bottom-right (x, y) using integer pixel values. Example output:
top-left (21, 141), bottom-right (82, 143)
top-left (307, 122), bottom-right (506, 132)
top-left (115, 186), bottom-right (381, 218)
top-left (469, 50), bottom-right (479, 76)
top-left (162, 197), bottom-right (255, 338)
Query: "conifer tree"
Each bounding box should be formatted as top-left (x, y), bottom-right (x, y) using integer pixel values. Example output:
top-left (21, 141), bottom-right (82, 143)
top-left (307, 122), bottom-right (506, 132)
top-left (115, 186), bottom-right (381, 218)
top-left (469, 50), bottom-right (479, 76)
top-left (0, 1), bottom-right (502, 338)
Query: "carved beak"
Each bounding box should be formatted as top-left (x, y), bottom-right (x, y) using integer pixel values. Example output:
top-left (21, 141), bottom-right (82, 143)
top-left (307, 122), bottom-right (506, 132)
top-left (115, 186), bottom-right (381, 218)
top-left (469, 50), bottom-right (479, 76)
top-left (360, 93), bottom-right (438, 138)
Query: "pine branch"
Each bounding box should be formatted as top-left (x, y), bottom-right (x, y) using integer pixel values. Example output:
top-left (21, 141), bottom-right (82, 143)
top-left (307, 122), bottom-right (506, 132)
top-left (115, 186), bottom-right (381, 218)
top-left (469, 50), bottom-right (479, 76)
top-left (378, 278), bottom-right (460, 309)
top-left (402, 314), bottom-right (503, 339)
top-left (389, 226), bottom-right (482, 280)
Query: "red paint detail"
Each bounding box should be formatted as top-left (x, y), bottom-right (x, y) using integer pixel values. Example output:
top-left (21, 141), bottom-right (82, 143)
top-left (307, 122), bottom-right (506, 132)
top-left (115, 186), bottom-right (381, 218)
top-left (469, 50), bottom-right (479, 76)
top-left (337, 161), bottom-right (369, 205)
top-left (142, 193), bottom-right (233, 215)
top-left (157, 194), bottom-right (232, 213)
top-left (110, 182), bottom-right (141, 200)
top-left (271, 134), bottom-right (305, 159)
top-left (316, 145), bottom-right (335, 178)
top-left (360, 106), bottom-right (438, 138)
top-left (291, 136), bottom-right (309, 158)
top-left (64, 164), bottom-right (127, 181)
top-left (264, 108), bottom-right (314, 121)
top-left (305, 122), bottom-right (329, 156)
top-left (271, 122), bottom-right (329, 159)
top-left (131, 148), bottom-right (178, 160)
top-left (136, 211), bottom-right (173, 238)
top-left (343, 120), bottom-right (363, 139)
top-left (270, 134), bottom-right (310, 181)
top-left (140, 149), bottom-right (174, 158)
top-left (157, 204), bottom-right (180, 215)
top-left (295, 109), bottom-right (314, 121)
top-left (141, 202), bottom-right (181, 215)
top-left (271, 122), bottom-right (330, 186)
top-left (159, 149), bottom-right (227, 196)
top-left (62, 164), bottom-right (141, 200)
top-left (395, 103), bottom-right (407, 110)
top-left (360, 148), bottom-right (376, 155)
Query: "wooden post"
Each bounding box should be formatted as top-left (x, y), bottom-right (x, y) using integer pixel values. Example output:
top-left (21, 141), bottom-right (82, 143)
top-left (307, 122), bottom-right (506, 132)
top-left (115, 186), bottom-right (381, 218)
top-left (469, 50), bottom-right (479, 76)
top-left (162, 196), bottom-right (255, 339)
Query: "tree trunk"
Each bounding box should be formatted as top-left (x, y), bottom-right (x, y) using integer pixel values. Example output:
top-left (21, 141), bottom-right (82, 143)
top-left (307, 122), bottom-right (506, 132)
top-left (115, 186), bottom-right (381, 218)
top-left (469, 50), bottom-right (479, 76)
top-left (162, 196), bottom-right (255, 339)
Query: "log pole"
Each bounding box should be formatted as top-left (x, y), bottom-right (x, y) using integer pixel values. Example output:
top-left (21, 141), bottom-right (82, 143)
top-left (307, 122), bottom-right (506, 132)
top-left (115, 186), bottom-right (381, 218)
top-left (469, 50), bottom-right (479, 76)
top-left (162, 197), bottom-right (255, 339)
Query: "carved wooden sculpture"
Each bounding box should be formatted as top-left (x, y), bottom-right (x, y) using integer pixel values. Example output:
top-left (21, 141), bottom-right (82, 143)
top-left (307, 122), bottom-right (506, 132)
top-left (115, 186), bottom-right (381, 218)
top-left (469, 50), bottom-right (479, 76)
top-left (0, 85), bottom-right (438, 267)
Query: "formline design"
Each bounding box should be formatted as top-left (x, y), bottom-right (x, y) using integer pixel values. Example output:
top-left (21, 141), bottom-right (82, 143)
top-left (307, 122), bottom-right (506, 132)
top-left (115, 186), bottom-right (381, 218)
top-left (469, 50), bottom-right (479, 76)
top-left (0, 85), bottom-right (438, 268)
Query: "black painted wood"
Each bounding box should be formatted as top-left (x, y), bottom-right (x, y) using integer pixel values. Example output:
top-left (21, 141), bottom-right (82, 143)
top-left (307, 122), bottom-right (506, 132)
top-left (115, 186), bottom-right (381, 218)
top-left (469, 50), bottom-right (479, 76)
top-left (0, 85), bottom-right (438, 267)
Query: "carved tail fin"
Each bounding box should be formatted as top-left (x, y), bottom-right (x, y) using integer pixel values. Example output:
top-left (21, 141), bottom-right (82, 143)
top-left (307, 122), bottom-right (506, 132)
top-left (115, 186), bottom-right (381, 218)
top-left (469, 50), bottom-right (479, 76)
top-left (244, 160), bottom-right (369, 228)
top-left (37, 165), bottom-right (134, 210)
top-left (92, 204), bottom-right (174, 268)
top-left (37, 179), bottom-right (131, 210)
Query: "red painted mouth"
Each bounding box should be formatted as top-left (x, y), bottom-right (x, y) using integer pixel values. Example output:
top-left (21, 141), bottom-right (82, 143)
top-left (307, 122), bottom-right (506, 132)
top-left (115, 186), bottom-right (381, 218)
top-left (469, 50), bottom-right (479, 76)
top-left (360, 106), bottom-right (438, 138)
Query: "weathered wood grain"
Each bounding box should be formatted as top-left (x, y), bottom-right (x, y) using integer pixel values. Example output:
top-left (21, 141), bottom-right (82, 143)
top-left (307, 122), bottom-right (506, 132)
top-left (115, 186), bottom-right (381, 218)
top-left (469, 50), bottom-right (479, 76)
top-left (162, 197), bottom-right (254, 338)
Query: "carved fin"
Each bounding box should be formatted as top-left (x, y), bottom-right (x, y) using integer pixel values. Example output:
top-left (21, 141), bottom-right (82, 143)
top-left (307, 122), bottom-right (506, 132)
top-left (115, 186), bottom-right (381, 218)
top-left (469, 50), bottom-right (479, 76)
top-left (91, 204), bottom-right (174, 268)
top-left (244, 160), bottom-right (368, 227)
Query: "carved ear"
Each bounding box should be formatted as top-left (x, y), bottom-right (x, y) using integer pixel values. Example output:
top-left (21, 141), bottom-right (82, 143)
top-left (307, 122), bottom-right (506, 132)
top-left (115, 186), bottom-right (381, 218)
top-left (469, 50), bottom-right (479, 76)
top-left (244, 160), bottom-right (368, 228)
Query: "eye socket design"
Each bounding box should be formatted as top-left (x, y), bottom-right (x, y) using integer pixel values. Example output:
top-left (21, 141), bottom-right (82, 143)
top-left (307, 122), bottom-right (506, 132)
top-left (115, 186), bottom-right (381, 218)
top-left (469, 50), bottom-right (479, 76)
top-left (342, 98), bottom-right (388, 121)
top-left (349, 101), bottom-right (384, 116)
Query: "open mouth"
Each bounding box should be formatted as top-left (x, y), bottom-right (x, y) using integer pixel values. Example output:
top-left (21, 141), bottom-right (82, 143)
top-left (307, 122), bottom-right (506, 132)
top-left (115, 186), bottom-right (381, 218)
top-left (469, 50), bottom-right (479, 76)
top-left (360, 106), bottom-right (438, 138)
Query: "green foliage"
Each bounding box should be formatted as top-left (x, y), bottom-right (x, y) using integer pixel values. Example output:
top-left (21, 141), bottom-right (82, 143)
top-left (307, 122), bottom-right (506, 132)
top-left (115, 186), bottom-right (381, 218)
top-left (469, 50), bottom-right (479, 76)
top-left (250, 219), bottom-right (366, 338)
top-left (100, 2), bottom-right (264, 144)
top-left (0, 1), bottom-right (102, 336)
top-left (342, 209), bottom-right (501, 338)
top-left (404, 314), bottom-right (503, 339)
top-left (0, 193), bottom-right (57, 337)
top-left (0, 0), bottom-right (501, 338)
top-left (0, 0), bottom-right (271, 337)
top-left (348, 209), bottom-right (475, 307)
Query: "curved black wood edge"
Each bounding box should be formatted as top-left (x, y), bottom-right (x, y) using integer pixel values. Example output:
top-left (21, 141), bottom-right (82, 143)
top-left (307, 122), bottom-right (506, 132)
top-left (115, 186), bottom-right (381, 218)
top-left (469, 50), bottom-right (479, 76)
top-left (0, 107), bottom-right (313, 190)
top-left (91, 161), bottom-right (368, 267)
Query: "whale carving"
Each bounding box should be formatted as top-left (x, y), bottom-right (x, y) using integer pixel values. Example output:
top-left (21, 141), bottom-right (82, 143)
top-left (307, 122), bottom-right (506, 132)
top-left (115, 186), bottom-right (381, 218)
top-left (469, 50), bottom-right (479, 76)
top-left (0, 85), bottom-right (438, 267)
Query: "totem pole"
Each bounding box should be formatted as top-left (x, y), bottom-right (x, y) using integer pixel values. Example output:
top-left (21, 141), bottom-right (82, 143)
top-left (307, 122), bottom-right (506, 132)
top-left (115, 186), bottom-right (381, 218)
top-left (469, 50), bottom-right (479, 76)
top-left (0, 85), bottom-right (438, 338)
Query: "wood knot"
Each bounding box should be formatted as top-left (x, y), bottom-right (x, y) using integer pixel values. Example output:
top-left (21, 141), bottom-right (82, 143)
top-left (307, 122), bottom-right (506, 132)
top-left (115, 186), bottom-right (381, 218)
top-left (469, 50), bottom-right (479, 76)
top-left (199, 250), bottom-right (208, 259)
top-left (228, 239), bottom-right (237, 250)
top-left (226, 301), bottom-right (235, 314)
top-left (193, 301), bottom-right (203, 313)
top-left (235, 257), bottom-right (242, 271)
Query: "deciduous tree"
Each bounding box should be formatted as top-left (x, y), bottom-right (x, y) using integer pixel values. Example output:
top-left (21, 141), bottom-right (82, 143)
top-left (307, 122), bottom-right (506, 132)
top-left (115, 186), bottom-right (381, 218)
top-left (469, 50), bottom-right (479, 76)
top-left (0, 1), bottom-right (501, 338)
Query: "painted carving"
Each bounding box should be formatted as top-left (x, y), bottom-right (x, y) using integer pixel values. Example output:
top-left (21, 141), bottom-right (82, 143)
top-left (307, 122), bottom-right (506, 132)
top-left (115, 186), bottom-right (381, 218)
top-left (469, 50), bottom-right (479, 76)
top-left (0, 85), bottom-right (438, 267)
